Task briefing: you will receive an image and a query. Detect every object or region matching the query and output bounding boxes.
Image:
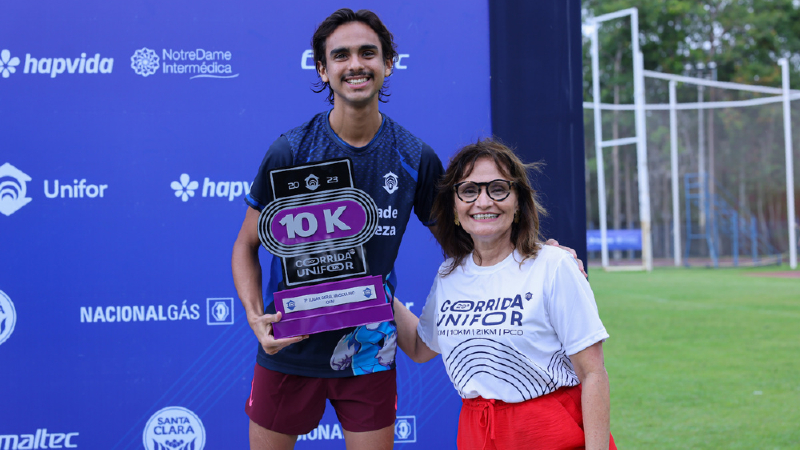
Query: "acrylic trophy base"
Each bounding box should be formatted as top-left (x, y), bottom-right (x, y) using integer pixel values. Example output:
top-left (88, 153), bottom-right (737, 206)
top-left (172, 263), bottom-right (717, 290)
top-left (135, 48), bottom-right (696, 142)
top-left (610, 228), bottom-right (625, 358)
top-left (272, 275), bottom-right (394, 339)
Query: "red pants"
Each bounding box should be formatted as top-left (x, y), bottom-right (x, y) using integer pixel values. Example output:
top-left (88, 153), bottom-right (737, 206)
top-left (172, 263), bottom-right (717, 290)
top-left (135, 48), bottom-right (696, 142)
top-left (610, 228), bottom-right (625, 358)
top-left (456, 385), bottom-right (617, 450)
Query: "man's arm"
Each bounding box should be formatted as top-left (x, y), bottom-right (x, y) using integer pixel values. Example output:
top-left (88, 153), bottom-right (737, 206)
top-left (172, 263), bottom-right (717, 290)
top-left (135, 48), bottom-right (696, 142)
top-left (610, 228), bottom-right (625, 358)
top-left (232, 207), bottom-right (306, 354)
top-left (570, 341), bottom-right (611, 450)
top-left (393, 297), bottom-right (438, 363)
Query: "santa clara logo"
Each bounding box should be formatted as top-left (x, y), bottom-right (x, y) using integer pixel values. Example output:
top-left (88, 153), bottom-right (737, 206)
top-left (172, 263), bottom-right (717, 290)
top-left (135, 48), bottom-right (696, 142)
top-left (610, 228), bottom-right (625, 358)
top-left (143, 406), bottom-right (206, 450)
top-left (382, 172), bottom-right (398, 194)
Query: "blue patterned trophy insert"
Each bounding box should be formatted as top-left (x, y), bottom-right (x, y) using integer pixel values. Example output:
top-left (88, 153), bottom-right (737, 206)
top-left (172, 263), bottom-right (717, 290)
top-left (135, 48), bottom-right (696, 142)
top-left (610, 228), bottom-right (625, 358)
top-left (257, 158), bottom-right (394, 338)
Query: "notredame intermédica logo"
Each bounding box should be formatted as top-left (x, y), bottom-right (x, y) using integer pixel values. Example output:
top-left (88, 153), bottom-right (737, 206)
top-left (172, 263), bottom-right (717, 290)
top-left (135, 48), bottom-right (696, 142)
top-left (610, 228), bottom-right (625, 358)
top-left (131, 46), bottom-right (239, 80)
top-left (131, 47), bottom-right (160, 77)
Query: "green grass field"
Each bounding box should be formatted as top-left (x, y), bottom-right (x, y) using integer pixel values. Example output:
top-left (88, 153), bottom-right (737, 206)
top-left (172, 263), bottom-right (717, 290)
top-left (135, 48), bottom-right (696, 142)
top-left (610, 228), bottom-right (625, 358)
top-left (590, 267), bottom-right (800, 449)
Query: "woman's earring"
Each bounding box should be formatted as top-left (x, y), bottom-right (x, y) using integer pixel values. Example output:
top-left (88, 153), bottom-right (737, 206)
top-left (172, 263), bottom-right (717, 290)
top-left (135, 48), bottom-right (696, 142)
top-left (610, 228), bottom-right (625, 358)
top-left (454, 215), bottom-right (461, 226)
top-left (513, 210), bottom-right (519, 223)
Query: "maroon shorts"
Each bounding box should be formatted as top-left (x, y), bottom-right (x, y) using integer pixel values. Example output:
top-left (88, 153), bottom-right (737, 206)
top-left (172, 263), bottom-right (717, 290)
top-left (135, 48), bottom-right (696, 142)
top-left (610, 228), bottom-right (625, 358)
top-left (245, 364), bottom-right (397, 435)
top-left (457, 385), bottom-right (617, 450)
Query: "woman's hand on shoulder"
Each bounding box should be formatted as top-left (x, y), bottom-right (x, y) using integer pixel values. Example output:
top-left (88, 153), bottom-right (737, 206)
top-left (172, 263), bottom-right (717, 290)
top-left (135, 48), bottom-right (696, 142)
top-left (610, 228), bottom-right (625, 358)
top-left (545, 239), bottom-right (587, 278)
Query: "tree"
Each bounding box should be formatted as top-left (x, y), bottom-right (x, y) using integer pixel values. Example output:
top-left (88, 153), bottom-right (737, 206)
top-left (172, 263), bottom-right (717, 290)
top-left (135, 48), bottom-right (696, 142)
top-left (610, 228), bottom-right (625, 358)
top-left (582, 0), bottom-right (800, 257)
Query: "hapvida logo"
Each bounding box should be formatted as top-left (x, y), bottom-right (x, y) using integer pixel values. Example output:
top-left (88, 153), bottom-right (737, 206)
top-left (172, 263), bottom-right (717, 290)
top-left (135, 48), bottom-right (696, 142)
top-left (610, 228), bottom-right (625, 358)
top-left (171, 174), bottom-right (199, 202)
top-left (142, 406), bottom-right (205, 450)
top-left (171, 174), bottom-right (251, 202)
top-left (0, 163), bottom-right (32, 216)
top-left (0, 50), bottom-right (20, 78)
top-left (21, 52), bottom-right (113, 78)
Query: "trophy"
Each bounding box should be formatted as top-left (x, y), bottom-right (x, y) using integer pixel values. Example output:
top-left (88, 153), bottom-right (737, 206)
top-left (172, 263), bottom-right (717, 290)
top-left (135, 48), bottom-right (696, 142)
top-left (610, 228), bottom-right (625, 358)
top-left (257, 158), bottom-right (394, 339)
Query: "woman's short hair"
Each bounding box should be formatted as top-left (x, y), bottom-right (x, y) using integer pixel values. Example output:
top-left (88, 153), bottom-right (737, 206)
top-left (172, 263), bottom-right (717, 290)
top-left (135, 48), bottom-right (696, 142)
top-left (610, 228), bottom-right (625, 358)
top-left (432, 138), bottom-right (547, 274)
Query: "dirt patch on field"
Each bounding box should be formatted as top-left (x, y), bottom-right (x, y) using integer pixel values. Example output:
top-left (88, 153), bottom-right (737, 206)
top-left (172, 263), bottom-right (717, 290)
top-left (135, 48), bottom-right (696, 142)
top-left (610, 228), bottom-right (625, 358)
top-left (746, 271), bottom-right (800, 278)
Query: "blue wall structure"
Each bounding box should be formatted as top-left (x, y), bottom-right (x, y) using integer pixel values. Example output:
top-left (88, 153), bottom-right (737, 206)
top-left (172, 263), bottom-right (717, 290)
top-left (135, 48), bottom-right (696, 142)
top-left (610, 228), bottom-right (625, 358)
top-left (1, 1), bottom-right (585, 449)
top-left (0, 2), bottom-right (489, 448)
top-left (490, 0), bottom-right (588, 267)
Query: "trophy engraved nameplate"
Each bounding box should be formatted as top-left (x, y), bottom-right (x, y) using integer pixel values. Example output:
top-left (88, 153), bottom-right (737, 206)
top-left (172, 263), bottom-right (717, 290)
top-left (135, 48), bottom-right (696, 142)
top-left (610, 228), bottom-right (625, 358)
top-left (257, 158), bottom-right (394, 338)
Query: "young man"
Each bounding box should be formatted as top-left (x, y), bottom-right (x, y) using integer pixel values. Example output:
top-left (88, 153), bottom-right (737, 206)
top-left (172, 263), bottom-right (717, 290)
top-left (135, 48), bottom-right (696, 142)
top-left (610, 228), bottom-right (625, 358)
top-left (231, 9), bottom-right (443, 450)
top-left (231, 8), bottom-right (586, 450)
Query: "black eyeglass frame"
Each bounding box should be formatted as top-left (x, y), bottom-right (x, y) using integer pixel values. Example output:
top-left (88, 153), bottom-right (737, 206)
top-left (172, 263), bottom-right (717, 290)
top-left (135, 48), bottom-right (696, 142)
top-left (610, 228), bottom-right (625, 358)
top-left (453, 179), bottom-right (515, 203)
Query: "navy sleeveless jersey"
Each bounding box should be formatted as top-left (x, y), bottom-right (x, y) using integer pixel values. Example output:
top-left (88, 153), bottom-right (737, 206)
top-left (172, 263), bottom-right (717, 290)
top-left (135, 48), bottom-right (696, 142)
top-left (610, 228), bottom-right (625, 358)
top-left (245, 111), bottom-right (443, 377)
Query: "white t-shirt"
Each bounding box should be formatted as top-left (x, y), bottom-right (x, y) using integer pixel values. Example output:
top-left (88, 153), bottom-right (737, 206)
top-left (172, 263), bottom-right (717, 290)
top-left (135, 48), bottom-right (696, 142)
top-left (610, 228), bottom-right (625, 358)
top-left (417, 246), bottom-right (609, 403)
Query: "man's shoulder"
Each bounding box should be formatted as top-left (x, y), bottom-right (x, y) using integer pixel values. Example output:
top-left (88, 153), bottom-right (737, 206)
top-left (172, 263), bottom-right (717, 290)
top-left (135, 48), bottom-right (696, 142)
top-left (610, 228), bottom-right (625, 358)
top-left (381, 114), bottom-right (439, 161)
top-left (382, 114), bottom-right (422, 142)
top-left (283, 111), bottom-right (328, 139)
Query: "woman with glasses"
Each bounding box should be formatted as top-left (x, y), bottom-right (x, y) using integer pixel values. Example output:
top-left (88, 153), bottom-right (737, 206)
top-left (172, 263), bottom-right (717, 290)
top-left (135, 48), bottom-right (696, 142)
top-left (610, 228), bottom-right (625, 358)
top-left (394, 139), bottom-right (615, 450)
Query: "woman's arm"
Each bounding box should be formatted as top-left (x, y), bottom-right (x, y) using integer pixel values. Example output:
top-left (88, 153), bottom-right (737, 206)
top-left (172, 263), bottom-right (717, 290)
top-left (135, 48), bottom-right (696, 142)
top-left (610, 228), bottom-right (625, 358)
top-left (570, 341), bottom-right (610, 450)
top-left (393, 297), bottom-right (439, 363)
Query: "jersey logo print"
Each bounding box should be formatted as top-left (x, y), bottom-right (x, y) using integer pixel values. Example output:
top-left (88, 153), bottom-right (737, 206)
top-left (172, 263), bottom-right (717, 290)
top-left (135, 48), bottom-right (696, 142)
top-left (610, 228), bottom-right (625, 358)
top-left (382, 172), bottom-right (399, 194)
top-left (445, 338), bottom-right (556, 401)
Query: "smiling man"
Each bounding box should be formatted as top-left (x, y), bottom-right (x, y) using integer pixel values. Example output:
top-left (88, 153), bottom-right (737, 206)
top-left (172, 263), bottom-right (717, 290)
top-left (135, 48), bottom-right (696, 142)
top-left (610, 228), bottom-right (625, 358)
top-left (231, 8), bottom-right (444, 450)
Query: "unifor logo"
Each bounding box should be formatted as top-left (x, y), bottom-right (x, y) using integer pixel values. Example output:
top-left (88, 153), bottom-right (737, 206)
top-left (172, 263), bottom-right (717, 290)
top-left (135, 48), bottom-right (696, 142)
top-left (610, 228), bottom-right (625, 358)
top-left (143, 406), bottom-right (205, 450)
top-left (0, 163), bottom-right (32, 216)
top-left (131, 48), bottom-right (160, 77)
top-left (171, 174), bottom-right (199, 202)
top-left (305, 173), bottom-right (319, 191)
top-left (394, 416), bottom-right (416, 443)
top-left (206, 298), bottom-right (234, 325)
top-left (0, 50), bottom-right (20, 78)
top-left (382, 172), bottom-right (398, 194)
top-left (0, 290), bottom-right (17, 346)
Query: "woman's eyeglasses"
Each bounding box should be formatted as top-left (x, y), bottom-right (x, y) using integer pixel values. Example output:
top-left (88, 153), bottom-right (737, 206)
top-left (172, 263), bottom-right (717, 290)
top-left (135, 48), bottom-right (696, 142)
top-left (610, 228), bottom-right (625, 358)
top-left (454, 179), bottom-right (514, 203)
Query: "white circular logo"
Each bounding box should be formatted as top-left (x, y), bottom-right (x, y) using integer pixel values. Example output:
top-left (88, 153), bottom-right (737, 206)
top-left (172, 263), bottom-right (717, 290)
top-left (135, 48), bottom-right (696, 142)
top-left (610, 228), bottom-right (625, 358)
top-left (131, 48), bottom-right (160, 77)
top-left (0, 290), bottom-right (17, 346)
top-left (143, 406), bottom-right (206, 450)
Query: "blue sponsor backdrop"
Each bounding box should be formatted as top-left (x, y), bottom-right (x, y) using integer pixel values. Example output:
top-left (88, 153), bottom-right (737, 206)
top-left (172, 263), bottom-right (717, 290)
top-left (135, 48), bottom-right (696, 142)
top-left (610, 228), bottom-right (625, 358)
top-left (0, 1), bottom-right (490, 448)
top-left (587, 230), bottom-right (644, 252)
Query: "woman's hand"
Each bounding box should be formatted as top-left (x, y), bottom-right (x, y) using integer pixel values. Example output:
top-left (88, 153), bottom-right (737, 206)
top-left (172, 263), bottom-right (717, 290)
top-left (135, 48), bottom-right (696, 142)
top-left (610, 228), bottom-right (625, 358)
top-left (545, 239), bottom-right (587, 278)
